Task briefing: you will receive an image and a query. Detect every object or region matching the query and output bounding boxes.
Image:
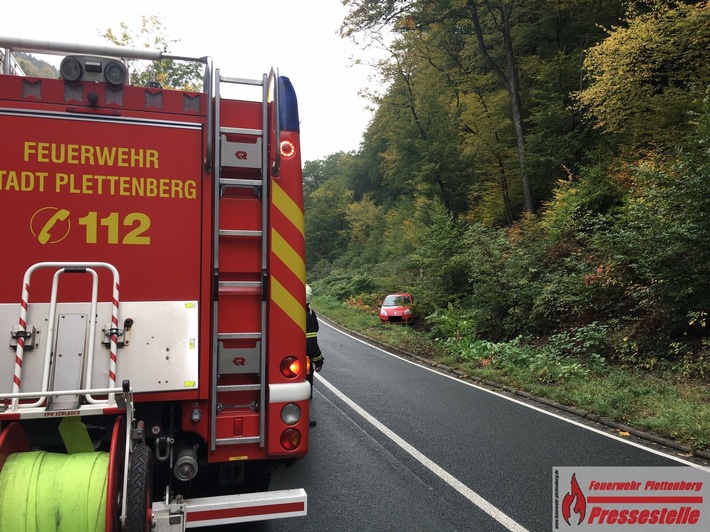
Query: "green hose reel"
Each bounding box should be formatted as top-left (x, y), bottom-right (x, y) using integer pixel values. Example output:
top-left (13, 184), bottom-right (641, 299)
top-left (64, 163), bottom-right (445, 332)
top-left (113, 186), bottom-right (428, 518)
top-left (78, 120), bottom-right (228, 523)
top-left (0, 451), bottom-right (108, 532)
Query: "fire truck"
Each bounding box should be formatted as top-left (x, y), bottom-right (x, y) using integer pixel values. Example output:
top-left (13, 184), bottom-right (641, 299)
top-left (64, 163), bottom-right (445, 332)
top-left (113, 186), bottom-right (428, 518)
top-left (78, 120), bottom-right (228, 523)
top-left (0, 37), bottom-right (310, 530)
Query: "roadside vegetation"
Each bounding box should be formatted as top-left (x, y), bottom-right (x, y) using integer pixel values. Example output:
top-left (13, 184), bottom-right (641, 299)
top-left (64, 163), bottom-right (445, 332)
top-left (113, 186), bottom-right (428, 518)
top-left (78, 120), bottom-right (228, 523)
top-left (305, 2), bottom-right (710, 454)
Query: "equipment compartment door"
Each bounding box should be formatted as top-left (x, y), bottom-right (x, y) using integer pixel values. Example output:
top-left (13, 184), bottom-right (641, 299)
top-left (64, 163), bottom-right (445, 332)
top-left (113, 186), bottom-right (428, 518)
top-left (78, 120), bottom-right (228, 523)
top-left (0, 113), bottom-right (204, 304)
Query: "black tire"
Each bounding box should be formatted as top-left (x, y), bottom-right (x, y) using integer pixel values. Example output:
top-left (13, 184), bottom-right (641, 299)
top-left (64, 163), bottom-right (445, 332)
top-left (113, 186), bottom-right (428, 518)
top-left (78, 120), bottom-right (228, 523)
top-left (125, 444), bottom-right (153, 532)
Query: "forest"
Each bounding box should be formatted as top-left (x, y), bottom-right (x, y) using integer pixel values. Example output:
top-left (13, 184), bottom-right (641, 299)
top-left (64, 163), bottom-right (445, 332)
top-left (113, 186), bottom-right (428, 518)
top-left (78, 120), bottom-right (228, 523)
top-left (304, 0), bottom-right (710, 386)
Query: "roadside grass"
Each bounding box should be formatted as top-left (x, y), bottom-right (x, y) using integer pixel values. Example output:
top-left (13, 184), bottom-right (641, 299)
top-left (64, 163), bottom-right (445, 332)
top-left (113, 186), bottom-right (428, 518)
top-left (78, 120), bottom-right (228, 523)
top-left (312, 296), bottom-right (710, 452)
top-left (522, 372), bottom-right (710, 451)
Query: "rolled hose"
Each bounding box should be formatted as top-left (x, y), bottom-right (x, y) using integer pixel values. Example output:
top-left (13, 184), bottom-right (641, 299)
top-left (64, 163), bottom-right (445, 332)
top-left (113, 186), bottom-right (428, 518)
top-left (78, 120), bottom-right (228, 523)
top-left (0, 451), bottom-right (108, 532)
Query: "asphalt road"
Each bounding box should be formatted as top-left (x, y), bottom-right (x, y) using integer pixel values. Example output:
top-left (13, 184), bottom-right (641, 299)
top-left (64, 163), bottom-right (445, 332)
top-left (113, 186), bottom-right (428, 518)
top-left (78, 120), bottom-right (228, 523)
top-left (229, 320), bottom-right (709, 532)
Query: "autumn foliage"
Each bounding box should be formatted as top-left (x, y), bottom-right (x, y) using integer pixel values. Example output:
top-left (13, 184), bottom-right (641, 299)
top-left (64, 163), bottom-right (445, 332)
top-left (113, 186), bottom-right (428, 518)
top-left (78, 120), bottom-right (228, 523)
top-left (307, 1), bottom-right (710, 378)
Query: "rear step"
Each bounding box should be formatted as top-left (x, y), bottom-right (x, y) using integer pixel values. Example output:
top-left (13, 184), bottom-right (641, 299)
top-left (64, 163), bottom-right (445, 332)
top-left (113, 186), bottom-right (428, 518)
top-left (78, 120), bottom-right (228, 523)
top-left (151, 488), bottom-right (307, 528)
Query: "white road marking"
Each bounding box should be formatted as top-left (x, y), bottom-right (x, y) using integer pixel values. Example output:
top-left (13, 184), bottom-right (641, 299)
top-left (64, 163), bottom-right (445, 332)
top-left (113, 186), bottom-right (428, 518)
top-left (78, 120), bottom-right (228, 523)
top-left (315, 371), bottom-right (530, 532)
top-left (320, 320), bottom-right (710, 472)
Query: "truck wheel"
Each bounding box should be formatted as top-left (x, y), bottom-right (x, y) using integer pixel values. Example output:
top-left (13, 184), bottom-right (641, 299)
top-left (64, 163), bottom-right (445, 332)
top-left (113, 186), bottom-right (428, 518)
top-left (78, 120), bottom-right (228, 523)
top-left (125, 444), bottom-right (152, 532)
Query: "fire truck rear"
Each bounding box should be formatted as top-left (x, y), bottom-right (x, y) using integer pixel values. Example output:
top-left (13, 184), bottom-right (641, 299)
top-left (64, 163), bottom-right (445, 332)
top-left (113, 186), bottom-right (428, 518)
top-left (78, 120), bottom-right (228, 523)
top-left (0, 37), bottom-right (310, 530)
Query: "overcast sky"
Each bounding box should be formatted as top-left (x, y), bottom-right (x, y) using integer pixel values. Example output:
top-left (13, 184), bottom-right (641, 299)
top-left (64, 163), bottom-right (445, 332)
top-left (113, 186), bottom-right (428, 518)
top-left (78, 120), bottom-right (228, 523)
top-left (2, 0), bottom-right (380, 163)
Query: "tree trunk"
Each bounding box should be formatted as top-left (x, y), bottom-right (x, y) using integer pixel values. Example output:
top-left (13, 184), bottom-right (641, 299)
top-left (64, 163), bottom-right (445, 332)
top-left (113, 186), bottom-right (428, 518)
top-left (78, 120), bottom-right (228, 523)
top-left (500, 3), bottom-right (535, 214)
top-left (467, 0), bottom-right (536, 213)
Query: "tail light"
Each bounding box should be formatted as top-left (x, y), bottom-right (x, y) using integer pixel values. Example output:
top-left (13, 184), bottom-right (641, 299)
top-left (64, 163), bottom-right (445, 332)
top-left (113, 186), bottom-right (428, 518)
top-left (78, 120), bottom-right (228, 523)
top-left (280, 428), bottom-right (302, 451)
top-left (280, 356), bottom-right (302, 378)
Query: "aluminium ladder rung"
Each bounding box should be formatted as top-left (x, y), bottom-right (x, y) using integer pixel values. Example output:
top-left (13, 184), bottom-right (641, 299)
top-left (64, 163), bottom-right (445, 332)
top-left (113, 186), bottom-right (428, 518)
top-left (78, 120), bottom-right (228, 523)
top-left (221, 127), bottom-right (262, 136)
top-left (218, 332), bottom-right (262, 340)
top-left (219, 75), bottom-right (263, 86)
top-left (220, 178), bottom-right (262, 188)
top-left (218, 281), bottom-right (261, 289)
top-left (215, 436), bottom-right (260, 445)
top-left (216, 384), bottom-right (261, 392)
top-left (219, 229), bottom-right (263, 237)
top-left (217, 281), bottom-right (261, 297)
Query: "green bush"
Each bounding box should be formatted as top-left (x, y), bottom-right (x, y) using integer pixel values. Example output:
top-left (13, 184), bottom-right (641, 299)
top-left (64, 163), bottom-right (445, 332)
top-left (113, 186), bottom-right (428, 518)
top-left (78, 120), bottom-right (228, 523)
top-left (410, 201), bottom-right (472, 316)
top-left (314, 269), bottom-right (378, 301)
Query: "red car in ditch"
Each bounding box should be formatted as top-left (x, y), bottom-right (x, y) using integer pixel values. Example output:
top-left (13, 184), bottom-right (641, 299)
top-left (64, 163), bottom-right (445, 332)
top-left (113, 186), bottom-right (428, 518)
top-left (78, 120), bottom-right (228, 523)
top-left (379, 293), bottom-right (415, 324)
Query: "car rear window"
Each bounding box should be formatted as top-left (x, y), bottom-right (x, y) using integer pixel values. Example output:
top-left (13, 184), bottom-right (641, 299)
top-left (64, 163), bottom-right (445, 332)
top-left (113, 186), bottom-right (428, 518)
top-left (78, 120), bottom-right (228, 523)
top-left (383, 295), bottom-right (411, 306)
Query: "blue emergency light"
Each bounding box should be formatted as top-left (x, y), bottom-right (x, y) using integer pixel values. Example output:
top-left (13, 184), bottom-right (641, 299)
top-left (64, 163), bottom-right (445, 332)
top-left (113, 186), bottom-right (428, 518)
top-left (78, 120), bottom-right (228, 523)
top-left (279, 77), bottom-right (300, 133)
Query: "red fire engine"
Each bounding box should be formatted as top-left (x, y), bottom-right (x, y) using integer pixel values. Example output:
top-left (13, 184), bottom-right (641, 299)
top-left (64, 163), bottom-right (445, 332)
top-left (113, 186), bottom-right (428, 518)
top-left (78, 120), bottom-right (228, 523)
top-left (0, 37), bottom-right (309, 530)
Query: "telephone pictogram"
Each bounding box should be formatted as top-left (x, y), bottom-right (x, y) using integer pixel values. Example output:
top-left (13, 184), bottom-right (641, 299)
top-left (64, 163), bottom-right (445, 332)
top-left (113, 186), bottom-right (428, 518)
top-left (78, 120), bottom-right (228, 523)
top-left (37, 209), bottom-right (70, 244)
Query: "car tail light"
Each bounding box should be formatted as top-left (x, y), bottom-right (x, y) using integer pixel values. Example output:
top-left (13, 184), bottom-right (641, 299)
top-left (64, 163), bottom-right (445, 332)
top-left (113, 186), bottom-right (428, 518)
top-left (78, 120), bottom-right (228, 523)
top-left (280, 428), bottom-right (302, 450)
top-left (280, 356), bottom-right (301, 378)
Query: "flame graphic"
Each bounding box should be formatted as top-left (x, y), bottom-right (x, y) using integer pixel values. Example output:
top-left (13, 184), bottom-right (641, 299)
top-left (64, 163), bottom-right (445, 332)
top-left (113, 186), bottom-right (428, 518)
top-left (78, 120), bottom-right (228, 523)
top-left (562, 473), bottom-right (586, 526)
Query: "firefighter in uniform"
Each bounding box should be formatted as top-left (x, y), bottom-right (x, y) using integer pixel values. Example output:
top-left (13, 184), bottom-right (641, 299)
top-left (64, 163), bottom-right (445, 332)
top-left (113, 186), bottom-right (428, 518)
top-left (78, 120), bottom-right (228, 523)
top-left (305, 285), bottom-right (323, 394)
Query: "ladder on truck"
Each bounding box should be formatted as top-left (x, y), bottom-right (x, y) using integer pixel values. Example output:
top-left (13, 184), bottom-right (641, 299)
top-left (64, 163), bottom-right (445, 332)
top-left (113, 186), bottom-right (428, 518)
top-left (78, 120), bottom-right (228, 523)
top-left (210, 69), bottom-right (280, 451)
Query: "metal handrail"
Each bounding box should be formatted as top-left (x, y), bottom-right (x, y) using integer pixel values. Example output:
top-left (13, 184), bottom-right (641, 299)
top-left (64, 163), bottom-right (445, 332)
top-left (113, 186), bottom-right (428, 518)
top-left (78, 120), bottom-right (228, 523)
top-left (203, 57), bottom-right (214, 172)
top-left (0, 36), bottom-right (206, 63)
top-left (11, 262), bottom-right (120, 410)
top-left (0, 36), bottom-right (215, 176)
top-left (268, 68), bottom-right (282, 177)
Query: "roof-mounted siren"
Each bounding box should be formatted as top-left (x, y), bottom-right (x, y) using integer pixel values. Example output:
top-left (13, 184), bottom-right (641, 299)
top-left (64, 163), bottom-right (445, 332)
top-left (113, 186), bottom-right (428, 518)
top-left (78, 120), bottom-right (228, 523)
top-left (60, 55), bottom-right (128, 86)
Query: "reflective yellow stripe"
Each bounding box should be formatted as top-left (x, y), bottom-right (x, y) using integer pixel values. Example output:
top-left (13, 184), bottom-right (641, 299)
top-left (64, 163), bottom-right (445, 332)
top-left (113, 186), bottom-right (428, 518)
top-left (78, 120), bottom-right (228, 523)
top-left (273, 182), bottom-right (305, 237)
top-left (270, 182), bottom-right (305, 334)
top-left (306, 332), bottom-right (318, 338)
top-left (272, 229), bottom-right (305, 281)
top-left (272, 277), bottom-right (305, 333)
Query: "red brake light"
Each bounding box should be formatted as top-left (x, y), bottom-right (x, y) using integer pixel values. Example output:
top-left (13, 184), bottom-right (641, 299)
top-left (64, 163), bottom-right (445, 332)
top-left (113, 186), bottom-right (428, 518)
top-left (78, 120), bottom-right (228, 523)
top-left (280, 356), bottom-right (301, 378)
top-left (280, 428), bottom-right (302, 451)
